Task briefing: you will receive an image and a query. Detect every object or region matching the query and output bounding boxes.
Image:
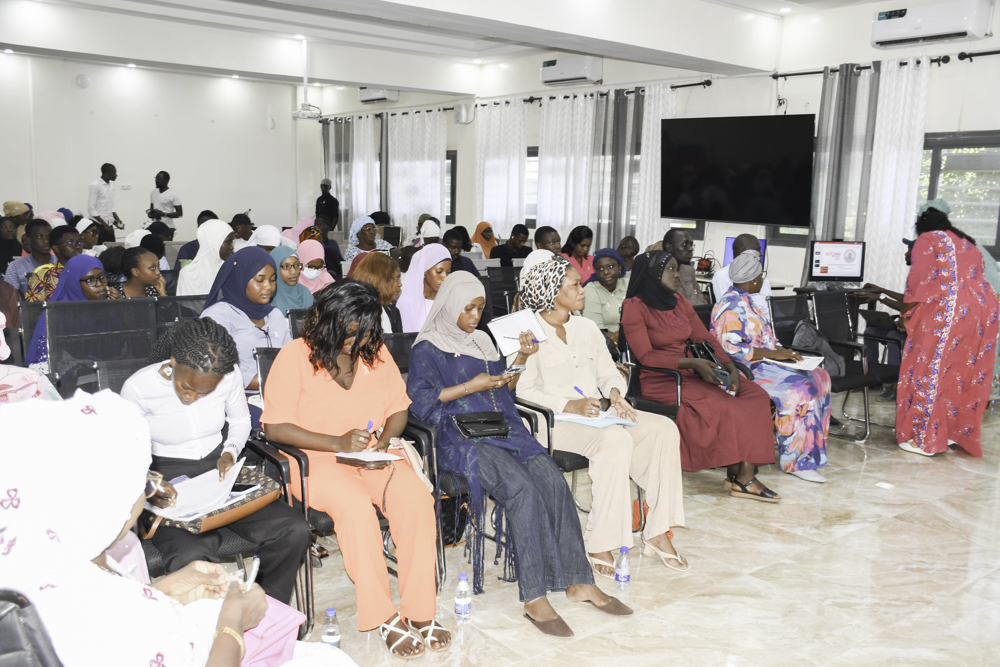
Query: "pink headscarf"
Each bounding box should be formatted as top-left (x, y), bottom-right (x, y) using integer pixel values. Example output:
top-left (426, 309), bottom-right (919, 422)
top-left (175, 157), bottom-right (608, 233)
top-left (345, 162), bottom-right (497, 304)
top-left (282, 216), bottom-right (315, 242)
top-left (296, 239), bottom-right (335, 294)
top-left (398, 243), bottom-right (452, 333)
top-left (38, 211), bottom-right (67, 227)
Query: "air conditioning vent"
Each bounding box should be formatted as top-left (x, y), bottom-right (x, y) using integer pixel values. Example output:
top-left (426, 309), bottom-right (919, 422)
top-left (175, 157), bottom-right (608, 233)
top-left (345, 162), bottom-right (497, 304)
top-left (540, 56), bottom-right (603, 86)
top-left (871, 0), bottom-right (991, 49)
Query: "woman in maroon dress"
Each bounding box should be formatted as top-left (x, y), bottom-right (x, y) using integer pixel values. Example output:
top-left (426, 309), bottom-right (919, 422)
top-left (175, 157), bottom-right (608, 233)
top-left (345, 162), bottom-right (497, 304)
top-left (621, 251), bottom-right (780, 502)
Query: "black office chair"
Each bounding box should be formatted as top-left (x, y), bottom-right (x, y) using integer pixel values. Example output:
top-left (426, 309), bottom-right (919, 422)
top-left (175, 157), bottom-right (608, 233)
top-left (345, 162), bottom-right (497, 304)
top-left (486, 266), bottom-right (519, 316)
top-left (18, 300), bottom-right (45, 364)
top-left (0, 589), bottom-right (63, 667)
top-left (287, 309), bottom-right (309, 339)
top-left (159, 269), bottom-right (180, 296)
top-left (382, 332), bottom-right (419, 377)
top-left (154, 294), bottom-right (207, 339)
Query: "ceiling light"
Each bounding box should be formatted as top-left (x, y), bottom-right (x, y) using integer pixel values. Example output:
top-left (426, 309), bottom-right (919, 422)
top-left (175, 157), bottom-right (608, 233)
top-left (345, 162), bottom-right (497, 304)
top-left (3, 49), bottom-right (12, 54)
top-left (473, 59), bottom-right (482, 64)
top-left (779, 7), bottom-right (792, 11)
top-left (499, 63), bottom-right (509, 69)
top-left (335, 86), bottom-right (345, 90)
top-left (232, 74), bottom-right (239, 79)
top-left (313, 82), bottom-right (321, 87)
top-left (294, 34), bottom-right (305, 40)
top-left (127, 63), bottom-right (136, 68)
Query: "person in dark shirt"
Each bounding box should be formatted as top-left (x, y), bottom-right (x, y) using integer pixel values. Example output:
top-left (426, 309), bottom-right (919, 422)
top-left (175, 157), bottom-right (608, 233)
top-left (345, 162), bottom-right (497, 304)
top-left (312, 216), bottom-right (344, 280)
top-left (442, 228), bottom-right (480, 277)
top-left (489, 224), bottom-right (531, 267)
top-left (173, 209), bottom-right (217, 272)
top-left (315, 178), bottom-right (340, 229)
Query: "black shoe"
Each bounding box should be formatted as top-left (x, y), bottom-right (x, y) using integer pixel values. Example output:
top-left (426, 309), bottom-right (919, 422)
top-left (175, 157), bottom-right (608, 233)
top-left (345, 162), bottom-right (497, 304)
top-left (879, 386), bottom-right (897, 402)
top-left (829, 416), bottom-right (843, 428)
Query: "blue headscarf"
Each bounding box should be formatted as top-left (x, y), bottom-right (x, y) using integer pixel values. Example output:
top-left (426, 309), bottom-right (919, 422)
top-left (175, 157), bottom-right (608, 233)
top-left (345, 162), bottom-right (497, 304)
top-left (25, 255), bottom-right (105, 365)
top-left (582, 247), bottom-right (626, 286)
top-left (202, 247), bottom-right (276, 320)
top-left (269, 246), bottom-right (314, 313)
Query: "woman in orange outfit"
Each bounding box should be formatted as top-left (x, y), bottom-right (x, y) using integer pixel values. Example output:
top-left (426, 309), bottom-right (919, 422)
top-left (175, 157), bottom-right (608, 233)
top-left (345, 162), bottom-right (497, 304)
top-left (262, 280), bottom-right (450, 661)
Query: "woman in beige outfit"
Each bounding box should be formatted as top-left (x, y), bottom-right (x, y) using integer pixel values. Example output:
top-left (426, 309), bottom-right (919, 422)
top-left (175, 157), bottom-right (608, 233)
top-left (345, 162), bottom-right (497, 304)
top-left (515, 256), bottom-right (687, 578)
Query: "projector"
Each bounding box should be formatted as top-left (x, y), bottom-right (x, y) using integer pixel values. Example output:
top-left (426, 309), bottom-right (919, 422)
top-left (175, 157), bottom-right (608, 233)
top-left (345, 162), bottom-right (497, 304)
top-left (293, 103), bottom-right (322, 119)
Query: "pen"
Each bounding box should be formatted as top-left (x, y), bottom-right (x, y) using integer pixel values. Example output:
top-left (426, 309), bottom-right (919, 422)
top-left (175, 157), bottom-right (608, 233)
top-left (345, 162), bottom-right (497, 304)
top-left (504, 336), bottom-right (540, 343)
top-left (366, 419), bottom-right (373, 432)
top-left (574, 386), bottom-right (586, 397)
top-left (244, 554), bottom-right (260, 592)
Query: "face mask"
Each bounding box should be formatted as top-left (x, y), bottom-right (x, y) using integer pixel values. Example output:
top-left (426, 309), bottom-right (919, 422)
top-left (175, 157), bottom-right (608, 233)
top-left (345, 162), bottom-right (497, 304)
top-left (301, 267), bottom-right (323, 280)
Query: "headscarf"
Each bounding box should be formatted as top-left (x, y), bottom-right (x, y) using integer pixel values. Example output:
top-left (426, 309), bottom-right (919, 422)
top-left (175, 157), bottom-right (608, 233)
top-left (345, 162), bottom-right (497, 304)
top-left (296, 239), bottom-right (335, 294)
top-left (246, 224), bottom-right (282, 249)
top-left (38, 210), bottom-right (66, 226)
top-left (420, 220), bottom-right (441, 239)
top-left (58, 207), bottom-right (74, 223)
top-left (583, 247), bottom-right (626, 286)
top-left (919, 198), bottom-right (952, 216)
top-left (729, 250), bottom-right (763, 284)
top-left (345, 215), bottom-right (393, 262)
top-left (398, 243), bottom-right (452, 332)
top-left (471, 222), bottom-right (497, 256)
top-left (26, 255), bottom-right (105, 365)
top-left (625, 251), bottom-right (678, 311)
top-left (203, 246), bottom-right (276, 320)
top-left (270, 246), bottom-right (314, 312)
top-left (124, 229), bottom-right (150, 248)
top-left (281, 216), bottom-right (314, 242)
top-left (519, 249), bottom-right (554, 285)
top-left (3, 201), bottom-right (28, 217)
top-left (520, 256), bottom-right (569, 312)
top-left (414, 272), bottom-right (499, 361)
top-left (177, 219), bottom-right (232, 296)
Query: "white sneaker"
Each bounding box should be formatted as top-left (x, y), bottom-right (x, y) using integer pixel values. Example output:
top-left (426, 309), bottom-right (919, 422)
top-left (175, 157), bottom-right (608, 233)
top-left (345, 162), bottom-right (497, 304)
top-left (898, 440), bottom-right (936, 457)
top-left (790, 469), bottom-right (828, 483)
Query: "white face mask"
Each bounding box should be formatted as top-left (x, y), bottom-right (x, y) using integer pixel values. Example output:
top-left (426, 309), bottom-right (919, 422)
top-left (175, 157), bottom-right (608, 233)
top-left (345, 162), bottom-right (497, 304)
top-left (301, 266), bottom-right (323, 280)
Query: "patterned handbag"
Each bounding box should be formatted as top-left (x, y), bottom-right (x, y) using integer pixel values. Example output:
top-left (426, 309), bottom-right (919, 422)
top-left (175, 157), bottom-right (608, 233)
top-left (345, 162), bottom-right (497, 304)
top-left (139, 467), bottom-right (281, 538)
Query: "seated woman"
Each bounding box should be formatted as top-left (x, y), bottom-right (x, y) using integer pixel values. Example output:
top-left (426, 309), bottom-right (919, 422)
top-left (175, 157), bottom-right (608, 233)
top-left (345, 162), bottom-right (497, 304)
top-left (295, 239), bottom-right (335, 294)
top-left (712, 251), bottom-right (832, 483)
top-left (621, 251), bottom-right (780, 502)
top-left (262, 281), bottom-right (451, 660)
top-left (559, 225), bottom-right (595, 284)
top-left (104, 246), bottom-right (168, 298)
top-left (581, 247), bottom-right (629, 347)
top-left (1, 390), bottom-right (350, 667)
top-left (353, 251), bottom-right (404, 334)
top-left (25, 254), bottom-right (110, 373)
top-left (397, 243), bottom-right (451, 332)
top-left (121, 318), bottom-right (310, 603)
top-left (517, 257), bottom-right (687, 577)
top-left (79, 218), bottom-right (108, 257)
top-left (269, 246), bottom-right (314, 314)
top-left (408, 273), bottom-right (631, 637)
top-left (178, 219), bottom-right (236, 296)
top-left (344, 215), bottom-right (395, 264)
top-left (470, 221), bottom-right (496, 257)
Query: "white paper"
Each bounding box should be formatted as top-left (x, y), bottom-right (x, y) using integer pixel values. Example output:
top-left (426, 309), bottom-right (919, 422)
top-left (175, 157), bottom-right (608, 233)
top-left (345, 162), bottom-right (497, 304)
top-left (147, 458), bottom-right (245, 520)
top-left (487, 310), bottom-right (549, 357)
top-left (555, 410), bottom-right (639, 429)
top-left (336, 450), bottom-right (403, 463)
top-left (764, 355), bottom-right (824, 372)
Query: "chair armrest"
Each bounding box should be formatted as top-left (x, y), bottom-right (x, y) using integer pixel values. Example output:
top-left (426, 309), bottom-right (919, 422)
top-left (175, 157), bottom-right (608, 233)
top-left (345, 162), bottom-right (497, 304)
top-left (627, 396), bottom-right (676, 419)
top-left (244, 438), bottom-right (290, 487)
top-left (403, 412), bottom-right (437, 485)
top-left (516, 406), bottom-right (539, 435)
top-left (731, 361), bottom-right (754, 381)
top-left (514, 398), bottom-right (555, 455)
top-left (863, 334), bottom-right (903, 350)
top-left (621, 362), bottom-right (683, 408)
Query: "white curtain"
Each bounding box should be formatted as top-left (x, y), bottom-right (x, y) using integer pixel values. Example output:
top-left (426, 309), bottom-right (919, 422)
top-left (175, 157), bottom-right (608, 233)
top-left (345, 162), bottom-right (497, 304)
top-left (537, 95), bottom-right (598, 241)
top-left (863, 57), bottom-right (930, 293)
top-left (351, 114), bottom-right (381, 223)
top-left (633, 83), bottom-right (678, 250)
top-left (387, 110), bottom-right (447, 244)
top-left (326, 119), bottom-right (352, 224)
top-left (476, 100), bottom-right (527, 238)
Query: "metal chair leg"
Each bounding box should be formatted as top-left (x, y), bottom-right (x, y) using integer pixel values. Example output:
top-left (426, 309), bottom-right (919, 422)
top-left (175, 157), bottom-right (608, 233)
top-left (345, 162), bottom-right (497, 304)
top-left (570, 470), bottom-right (591, 513)
top-left (636, 485), bottom-right (647, 534)
top-left (840, 389), bottom-right (894, 429)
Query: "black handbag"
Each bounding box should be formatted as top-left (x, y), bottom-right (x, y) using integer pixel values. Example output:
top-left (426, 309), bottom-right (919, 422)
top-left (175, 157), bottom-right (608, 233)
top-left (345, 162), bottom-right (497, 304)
top-left (451, 359), bottom-right (511, 439)
top-left (0, 589), bottom-right (64, 667)
top-left (685, 339), bottom-right (730, 385)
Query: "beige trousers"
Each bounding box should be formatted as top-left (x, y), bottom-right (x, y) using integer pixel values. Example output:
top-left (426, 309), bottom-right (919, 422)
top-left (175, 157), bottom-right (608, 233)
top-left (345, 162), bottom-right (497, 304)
top-left (553, 410), bottom-right (685, 553)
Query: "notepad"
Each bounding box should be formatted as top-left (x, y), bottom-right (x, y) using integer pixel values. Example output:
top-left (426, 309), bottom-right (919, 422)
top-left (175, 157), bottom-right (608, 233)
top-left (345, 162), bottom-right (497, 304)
top-left (555, 411), bottom-right (639, 428)
top-left (764, 355), bottom-right (824, 371)
top-left (147, 458), bottom-right (245, 520)
top-left (487, 310), bottom-right (548, 357)
top-left (336, 451), bottom-right (403, 463)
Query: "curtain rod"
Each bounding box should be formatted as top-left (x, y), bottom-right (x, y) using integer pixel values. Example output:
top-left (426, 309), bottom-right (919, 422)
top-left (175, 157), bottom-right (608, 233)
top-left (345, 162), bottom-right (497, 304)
top-left (958, 48), bottom-right (1000, 61)
top-left (773, 56), bottom-right (951, 79)
top-left (855, 55), bottom-right (950, 71)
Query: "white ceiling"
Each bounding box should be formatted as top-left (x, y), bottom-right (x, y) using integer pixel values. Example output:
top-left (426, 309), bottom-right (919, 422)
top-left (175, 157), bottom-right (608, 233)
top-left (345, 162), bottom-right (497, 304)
top-left (710, 0), bottom-right (891, 16)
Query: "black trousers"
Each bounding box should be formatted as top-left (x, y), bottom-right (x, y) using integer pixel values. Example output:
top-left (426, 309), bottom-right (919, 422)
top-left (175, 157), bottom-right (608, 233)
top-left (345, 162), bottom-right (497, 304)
top-left (150, 445), bottom-right (312, 603)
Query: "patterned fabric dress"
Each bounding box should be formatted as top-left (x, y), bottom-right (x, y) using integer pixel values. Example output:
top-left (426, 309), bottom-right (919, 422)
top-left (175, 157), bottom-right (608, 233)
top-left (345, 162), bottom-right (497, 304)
top-left (25, 263), bottom-right (63, 302)
top-left (897, 230), bottom-right (999, 455)
top-left (712, 287), bottom-right (832, 473)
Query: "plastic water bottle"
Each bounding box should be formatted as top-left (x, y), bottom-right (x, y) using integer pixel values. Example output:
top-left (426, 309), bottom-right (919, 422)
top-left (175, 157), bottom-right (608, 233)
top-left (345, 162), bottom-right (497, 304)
top-left (321, 608), bottom-right (341, 649)
top-left (454, 573), bottom-right (472, 619)
top-left (614, 547), bottom-right (631, 590)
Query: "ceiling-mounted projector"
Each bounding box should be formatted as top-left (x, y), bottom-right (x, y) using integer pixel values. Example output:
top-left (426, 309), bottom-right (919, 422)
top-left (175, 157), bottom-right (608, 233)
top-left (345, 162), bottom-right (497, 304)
top-left (293, 103), bottom-right (322, 119)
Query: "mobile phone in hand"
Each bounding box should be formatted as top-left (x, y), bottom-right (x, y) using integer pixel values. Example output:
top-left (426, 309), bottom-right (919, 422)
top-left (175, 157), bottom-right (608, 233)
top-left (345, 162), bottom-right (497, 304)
top-left (502, 364), bottom-right (526, 376)
top-left (713, 368), bottom-right (731, 387)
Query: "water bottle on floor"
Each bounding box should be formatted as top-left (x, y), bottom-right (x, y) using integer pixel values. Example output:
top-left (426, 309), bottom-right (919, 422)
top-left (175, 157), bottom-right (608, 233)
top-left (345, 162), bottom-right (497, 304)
top-left (321, 608), bottom-right (341, 649)
top-left (614, 547), bottom-right (630, 591)
top-left (454, 573), bottom-right (472, 620)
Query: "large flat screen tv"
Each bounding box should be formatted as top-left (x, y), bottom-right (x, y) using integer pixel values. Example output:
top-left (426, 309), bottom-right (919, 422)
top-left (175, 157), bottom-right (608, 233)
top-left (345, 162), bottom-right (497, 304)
top-left (660, 114), bottom-right (815, 228)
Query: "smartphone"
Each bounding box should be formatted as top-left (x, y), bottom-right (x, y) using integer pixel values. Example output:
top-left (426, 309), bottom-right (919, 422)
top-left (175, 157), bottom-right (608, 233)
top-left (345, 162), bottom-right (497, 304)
top-left (502, 364), bottom-right (526, 376)
top-left (713, 369), bottom-right (731, 387)
top-left (232, 483), bottom-right (260, 494)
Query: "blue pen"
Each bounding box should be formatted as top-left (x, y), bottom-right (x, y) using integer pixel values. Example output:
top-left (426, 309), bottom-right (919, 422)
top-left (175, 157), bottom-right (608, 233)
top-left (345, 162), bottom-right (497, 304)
top-left (366, 420), bottom-right (373, 432)
top-left (504, 336), bottom-right (540, 343)
top-left (574, 386), bottom-right (586, 397)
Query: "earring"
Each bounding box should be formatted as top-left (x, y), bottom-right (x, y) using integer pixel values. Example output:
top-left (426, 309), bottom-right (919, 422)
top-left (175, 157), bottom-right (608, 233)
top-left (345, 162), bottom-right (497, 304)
top-left (165, 365), bottom-right (173, 378)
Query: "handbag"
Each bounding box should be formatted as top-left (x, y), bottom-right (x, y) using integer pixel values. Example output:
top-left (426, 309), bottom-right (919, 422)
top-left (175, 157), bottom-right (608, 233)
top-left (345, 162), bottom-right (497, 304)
top-left (242, 595), bottom-right (307, 667)
top-left (0, 590), bottom-right (64, 667)
top-left (450, 360), bottom-right (511, 439)
top-left (684, 338), bottom-right (730, 385)
top-left (140, 467), bottom-right (281, 538)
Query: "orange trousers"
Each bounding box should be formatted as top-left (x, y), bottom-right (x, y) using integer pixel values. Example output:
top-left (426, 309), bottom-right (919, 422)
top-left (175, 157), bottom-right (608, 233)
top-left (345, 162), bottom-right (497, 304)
top-left (288, 454), bottom-right (438, 632)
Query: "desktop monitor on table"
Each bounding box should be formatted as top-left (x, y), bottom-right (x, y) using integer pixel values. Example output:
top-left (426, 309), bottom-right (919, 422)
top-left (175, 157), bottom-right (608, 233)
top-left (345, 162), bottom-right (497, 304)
top-left (808, 241), bottom-right (866, 282)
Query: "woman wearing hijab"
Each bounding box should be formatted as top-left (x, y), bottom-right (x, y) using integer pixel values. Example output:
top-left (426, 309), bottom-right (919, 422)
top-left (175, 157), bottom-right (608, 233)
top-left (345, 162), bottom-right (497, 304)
top-left (397, 243), bottom-right (452, 332)
top-left (269, 246), bottom-right (314, 314)
top-left (620, 251), bottom-right (779, 502)
top-left (296, 239), bottom-right (336, 294)
top-left (79, 218), bottom-right (108, 258)
top-left (344, 215), bottom-right (395, 264)
top-left (560, 226), bottom-right (595, 284)
top-left (25, 254), bottom-right (110, 373)
top-left (581, 247), bottom-right (629, 346)
top-left (281, 215), bottom-right (315, 243)
top-left (470, 221), bottom-right (497, 257)
top-left (177, 219), bottom-right (235, 296)
top-left (712, 251), bottom-right (832, 483)
top-left (517, 257), bottom-right (687, 579)
top-left (407, 273), bottom-right (631, 637)
top-left (511, 249), bottom-right (555, 312)
top-left (245, 224), bottom-right (288, 252)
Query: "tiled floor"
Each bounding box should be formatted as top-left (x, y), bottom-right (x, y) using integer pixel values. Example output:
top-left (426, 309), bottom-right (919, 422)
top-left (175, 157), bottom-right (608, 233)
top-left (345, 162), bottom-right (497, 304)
top-left (304, 394), bottom-right (1000, 666)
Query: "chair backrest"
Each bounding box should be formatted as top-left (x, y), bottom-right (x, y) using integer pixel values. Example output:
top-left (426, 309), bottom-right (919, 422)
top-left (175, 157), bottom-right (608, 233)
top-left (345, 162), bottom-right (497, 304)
top-left (154, 294), bottom-right (207, 338)
top-left (767, 295), bottom-right (813, 348)
top-left (254, 346), bottom-right (282, 398)
top-left (159, 269), bottom-right (180, 296)
top-left (511, 258), bottom-right (525, 268)
top-left (476, 276), bottom-right (495, 330)
top-left (486, 266), bottom-right (519, 316)
top-left (382, 332), bottom-right (419, 375)
top-left (692, 304), bottom-right (713, 332)
top-left (287, 309), bottom-right (309, 339)
top-left (18, 301), bottom-right (44, 360)
top-left (811, 291), bottom-right (856, 344)
top-left (471, 258), bottom-right (501, 271)
top-left (94, 357), bottom-right (152, 394)
top-left (617, 326), bottom-right (645, 398)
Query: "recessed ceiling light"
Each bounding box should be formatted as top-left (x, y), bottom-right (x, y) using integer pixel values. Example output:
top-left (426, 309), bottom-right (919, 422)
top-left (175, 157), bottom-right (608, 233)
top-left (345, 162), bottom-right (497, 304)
top-left (499, 63), bottom-right (509, 69)
top-left (294, 34), bottom-right (305, 40)
top-left (779, 7), bottom-right (792, 11)
top-left (127, 63), bottom-right (136, 68)
top-left (3, 49), bottom-right (13, 54)
top-left (232, 74), bottom-right (239, 79)
top-left (473, 59), bottom-right (482, 64)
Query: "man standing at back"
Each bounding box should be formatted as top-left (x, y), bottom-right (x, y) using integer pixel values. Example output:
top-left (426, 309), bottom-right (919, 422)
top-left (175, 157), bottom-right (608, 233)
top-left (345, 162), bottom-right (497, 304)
top-left (712, 233), bottom-right (771, 312)
top-left (88, 163), bottom-right (123, 242)
top-left (147, 171), bottom-right (183, 229)
top-left (316, 178), bottom-right (339, 230)
top-left (663, 229), bottom-right (707, 305)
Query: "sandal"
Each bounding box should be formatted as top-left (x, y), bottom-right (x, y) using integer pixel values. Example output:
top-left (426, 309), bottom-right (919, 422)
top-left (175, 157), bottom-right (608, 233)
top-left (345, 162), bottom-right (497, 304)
top-left (641, 537), bottom-right (690, 572)
top-left (898, 440), bottom-right (936, 457)
top-left (730, 477), bottom-right (780, 503)
top-left (588, 554), bottom-right (615, 580)
top-left (378, 613), bottom-right (424, 660)
top-left (406, 619), bottom-right (451, 653)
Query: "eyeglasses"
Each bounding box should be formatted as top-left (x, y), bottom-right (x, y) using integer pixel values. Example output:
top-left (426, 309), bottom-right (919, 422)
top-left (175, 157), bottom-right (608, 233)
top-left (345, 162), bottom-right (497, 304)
top-left (79, 273), bottom-right (109, 287)
top-left (280, 262), bottom-right (302, 271)
top-left (60, 239), bottom-right (84, 248)
top-left (360, 225), bottom-right (376, 233)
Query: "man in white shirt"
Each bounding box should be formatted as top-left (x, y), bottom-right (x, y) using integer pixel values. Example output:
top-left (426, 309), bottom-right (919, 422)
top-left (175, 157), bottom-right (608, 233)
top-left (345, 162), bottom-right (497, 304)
top-left (87, 163), bottom-right (123, 241)
top-left (147, 171), bottom-right (183, 229)
top-left (712, 233), bottom-right (772, 313)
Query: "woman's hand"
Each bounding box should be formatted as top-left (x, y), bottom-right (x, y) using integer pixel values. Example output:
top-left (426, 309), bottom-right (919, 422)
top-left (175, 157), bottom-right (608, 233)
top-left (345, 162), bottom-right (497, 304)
top-left (148, 480), bottom-right (178, 509)
top-left (565, 397), bottom-right (602, 417)
top-left (216, 452), bottom-right (236, 481)
top-left (770, 347), bottom-right (802, 362)
top-left (608, 388), bottom-right (637, 422)
top-left (689, 358), bottom-right (724, 385)
top-left (518, 330), bottom-right (540, 357)
top-left (335, 429), bottom-right (373, 453)
top-left (468, 372), bottom-right (513, 394)
top-left (217, 582), bottom-right (268, 634)
top-left (154, 274), bottom-right (167, 297)
top-left (723, 362), bottom-right (741, 395)
top-left (154, 561), bottom-right (230, 604)
top-left (107, 287), bottom-right (124, 300)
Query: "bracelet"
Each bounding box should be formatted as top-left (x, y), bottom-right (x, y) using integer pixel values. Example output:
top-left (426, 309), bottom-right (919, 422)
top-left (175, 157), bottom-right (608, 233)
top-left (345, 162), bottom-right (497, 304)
top-left (463, 383), bottom-right (468, 395)
top-left (213, 627), bottom-right (245, 660)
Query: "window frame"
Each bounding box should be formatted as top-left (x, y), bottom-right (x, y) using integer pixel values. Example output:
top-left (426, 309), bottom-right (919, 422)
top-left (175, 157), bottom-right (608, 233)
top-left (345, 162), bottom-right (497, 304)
top-left (524, 146), bottom-right (539, 229)
top-left (445, 149), bottom-right (457, 226)
top-left (767, 224), bottom-right (810, 248)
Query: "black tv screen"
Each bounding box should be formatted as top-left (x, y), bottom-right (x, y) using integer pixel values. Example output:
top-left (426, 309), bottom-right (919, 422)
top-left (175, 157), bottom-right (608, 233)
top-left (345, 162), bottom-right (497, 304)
top-left (660, 114), bottom-right (815, 228)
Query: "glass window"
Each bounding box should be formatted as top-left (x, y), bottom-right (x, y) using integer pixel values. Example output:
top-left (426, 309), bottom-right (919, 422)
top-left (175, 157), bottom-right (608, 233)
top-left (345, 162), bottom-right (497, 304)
top-left (524, 146), bottom-right (539, 228)
top-left (444, 150), bottom-right (457, 225)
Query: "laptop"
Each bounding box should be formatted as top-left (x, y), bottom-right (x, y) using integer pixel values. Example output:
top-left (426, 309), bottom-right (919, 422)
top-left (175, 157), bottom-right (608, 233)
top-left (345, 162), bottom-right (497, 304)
top-left (859, 310), bottom-right (898, 330)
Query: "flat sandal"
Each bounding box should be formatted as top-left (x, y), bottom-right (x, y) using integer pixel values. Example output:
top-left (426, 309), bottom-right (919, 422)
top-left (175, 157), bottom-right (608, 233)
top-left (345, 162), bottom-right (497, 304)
top-left (406, 618), bottom-right (451, 653)
top-left (730, 477), bottom-right (780, 503)
top-left (378, 613), bottom-right (424, 660)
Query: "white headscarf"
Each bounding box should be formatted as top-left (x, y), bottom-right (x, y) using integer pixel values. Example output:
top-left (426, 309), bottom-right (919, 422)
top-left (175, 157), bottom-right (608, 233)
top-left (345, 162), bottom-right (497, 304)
top-left (124, 229), bottom-right (150, 249)
top-left (420, 220), bottom-right (441, 239)
top-left (414, 272), bottom-right (498, 361)
top-left (246, 224), bottom-right (282, 249)
top-left (176, 220), bottom-right (232, 296)
top-left (519, 248), bottom-right (555, 284)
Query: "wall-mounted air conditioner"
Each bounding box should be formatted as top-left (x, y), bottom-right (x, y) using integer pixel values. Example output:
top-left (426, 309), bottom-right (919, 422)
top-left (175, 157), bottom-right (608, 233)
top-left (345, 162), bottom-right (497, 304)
top-left (871, 0), bottom-right (993, 48)
top-left (540, 56), bottom-right (603, 86)
top-left (359, 87), bottom-right (400, 104)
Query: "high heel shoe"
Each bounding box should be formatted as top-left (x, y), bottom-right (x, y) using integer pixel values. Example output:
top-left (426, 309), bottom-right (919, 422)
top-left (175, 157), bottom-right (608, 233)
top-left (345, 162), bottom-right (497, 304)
top-left (641, 537), bottom-right (690, 572)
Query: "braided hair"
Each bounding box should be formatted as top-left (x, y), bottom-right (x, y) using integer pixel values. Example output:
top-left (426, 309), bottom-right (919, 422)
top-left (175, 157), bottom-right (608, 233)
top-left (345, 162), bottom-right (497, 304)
top-left (102, 246), bottom-right (155, 281)
top-left (146, 318), bottom-right (239, 376)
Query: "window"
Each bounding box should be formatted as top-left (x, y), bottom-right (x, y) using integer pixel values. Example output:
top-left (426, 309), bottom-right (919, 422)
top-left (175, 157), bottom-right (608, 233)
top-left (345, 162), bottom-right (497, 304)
top-left (524, 146), bottom-right (539, 228)
top-left (667, 219), bottom-right (706, 242)
top-left (444, 150), bottom-right (457, 226)
top-left (919, 132), bottom-right (1000, 257)
top-left (767, 223), bottom-right (809, 247)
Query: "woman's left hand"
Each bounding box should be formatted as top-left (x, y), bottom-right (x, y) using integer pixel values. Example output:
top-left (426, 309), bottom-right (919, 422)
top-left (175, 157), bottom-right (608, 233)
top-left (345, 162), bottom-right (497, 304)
top-left (608, 388), bottom-right (638, 423)
top-left (148, 480), bottom-right (178, 509)
top-left (154, 274), bottom-right (167, 296)
top-left (518, 330), bottom-right (540, 357)
top-left (153, 561), bottom-right (230, 604)
top-left (723, 362), bottom-right (741, 395)
top-left (216, 452), bottom-right (236, 481)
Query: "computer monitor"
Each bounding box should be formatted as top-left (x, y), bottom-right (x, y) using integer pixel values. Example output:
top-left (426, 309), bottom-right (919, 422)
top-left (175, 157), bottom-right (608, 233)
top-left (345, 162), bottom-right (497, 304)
top-left (808, 241), bottom-right (866, 282)
top-left (723, 237), bottom-right (767, 267)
